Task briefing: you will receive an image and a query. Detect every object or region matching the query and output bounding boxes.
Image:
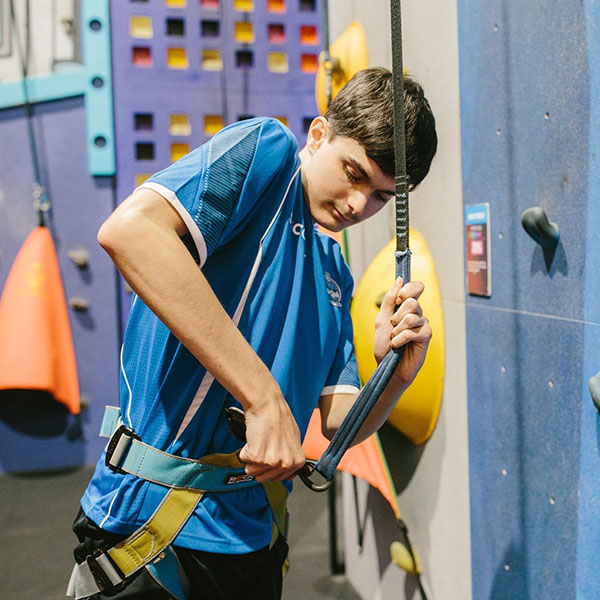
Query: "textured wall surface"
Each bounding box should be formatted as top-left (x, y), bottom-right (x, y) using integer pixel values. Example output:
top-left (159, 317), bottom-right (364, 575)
top-left (110, 0), bottom-right (322, 325)
top-left (0, 97), bottom-right (120, 474)
top-left (458, 1), bottom-right (600, 597)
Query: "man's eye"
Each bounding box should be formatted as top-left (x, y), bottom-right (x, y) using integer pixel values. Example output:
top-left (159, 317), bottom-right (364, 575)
top-left (376, 193), bottom-right (393, 203)
top-left (344, 167), bottom-right (361, 183)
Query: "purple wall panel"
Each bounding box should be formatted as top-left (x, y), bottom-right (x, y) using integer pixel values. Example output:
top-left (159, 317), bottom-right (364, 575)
top-left (0, 97), bottom-right (120, 474)
top-left (111, 0), bottom-right (321, 326)
top-left (112, 0), bottom-right (320, 202)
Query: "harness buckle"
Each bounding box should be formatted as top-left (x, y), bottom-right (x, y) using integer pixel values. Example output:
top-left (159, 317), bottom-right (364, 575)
top-left (105, 424), bottom-right (140, 474)
top-left (86, 551), bottom-right (125, 593)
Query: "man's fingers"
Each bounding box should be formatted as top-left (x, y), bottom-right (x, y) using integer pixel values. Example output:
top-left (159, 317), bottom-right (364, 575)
top-left (390, 298), bottom-right (422, 326)
top-left (391, 322), bottom-right (432, 349)
top-left (395, 280), bottom-right (424, 305)
top-left (241, 446), bottom-right (305, 479)
top-left (238, 444), bottom-right (251, 464)
top-left (380, 278), bottom-right (404, 312)
top-left (391, 314), bottom-right (427, 337)
top-left (250, 465), bottom-right (302, 483)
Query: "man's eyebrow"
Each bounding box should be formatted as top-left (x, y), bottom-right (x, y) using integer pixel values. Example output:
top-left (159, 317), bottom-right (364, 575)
top-left (347, 157), bottom-right (372, 183)
top-left (347, 156), bottom-right (395, 197)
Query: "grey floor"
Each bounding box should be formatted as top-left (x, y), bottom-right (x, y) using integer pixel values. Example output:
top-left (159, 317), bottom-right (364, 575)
top-left (0, 467), bottom-right (360, 600)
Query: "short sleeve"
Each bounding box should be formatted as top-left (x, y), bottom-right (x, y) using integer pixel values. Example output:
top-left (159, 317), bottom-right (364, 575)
top-left (321, 267), bottom-right (361, 397)
top-left (137, 118), bottom-right (298, 266)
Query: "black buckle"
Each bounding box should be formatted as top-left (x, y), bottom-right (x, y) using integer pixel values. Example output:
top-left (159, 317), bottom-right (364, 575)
top-left (105, 424), bottom-right (140, 474)
top-left (86, 551), bottom-right (125, 593)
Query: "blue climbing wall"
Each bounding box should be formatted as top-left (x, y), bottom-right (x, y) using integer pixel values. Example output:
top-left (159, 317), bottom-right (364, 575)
top-left (0, 1), bottom-right (120, 475)
top-left (458, 1), bottom-right (600, 597)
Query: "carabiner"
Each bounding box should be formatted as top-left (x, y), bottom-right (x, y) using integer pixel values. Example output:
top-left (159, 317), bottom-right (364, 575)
top-left (298, 460), bottom-right (333, 492)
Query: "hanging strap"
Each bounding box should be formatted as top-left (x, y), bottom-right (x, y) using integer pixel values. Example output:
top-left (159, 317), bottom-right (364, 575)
top-left (299, 0), bottom-right (411, 487)
top-left (390, 0), bottom-right (412, 283)
top-left (8, 0), bottom-right (50, 226)
top-left (320, 0), bottom-right (335, 108)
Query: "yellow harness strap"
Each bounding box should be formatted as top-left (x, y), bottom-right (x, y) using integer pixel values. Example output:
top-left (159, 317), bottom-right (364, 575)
top-left (263, 480), bottom-right (289, 543)
top-left (108, 487), bottom-right (204, 577)
top-left (105, 452), bottom-right (288, 580)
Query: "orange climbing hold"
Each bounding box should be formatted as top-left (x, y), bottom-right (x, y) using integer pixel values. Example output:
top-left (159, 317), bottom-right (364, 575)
top-left (0, 227), bottom-right (80, 414)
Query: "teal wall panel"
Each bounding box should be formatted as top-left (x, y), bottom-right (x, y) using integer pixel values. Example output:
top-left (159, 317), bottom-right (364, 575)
top-left (0, 0), bottom-right (115, 176)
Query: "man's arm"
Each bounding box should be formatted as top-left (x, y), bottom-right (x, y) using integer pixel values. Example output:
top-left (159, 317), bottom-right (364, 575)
top-left (318, 278), bottom-right (431, 443)
top-left (98, 187), bottom-right (305, 482)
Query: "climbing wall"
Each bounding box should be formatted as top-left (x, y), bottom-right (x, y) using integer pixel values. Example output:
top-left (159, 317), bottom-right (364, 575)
top-left (0, 0), bottom-right (120, 474)
top-left (458, 1), bottom-right (600, 597)
top-left (111, 0), bottom-right (321, 199)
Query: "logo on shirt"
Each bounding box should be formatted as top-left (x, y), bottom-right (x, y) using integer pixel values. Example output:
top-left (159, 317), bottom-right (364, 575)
top-left (324, 272), bottom-right (342, 307)
top-left (290, 218), bottom-right (306, 240)
top-left (224, 472), bottom-right (255, 485)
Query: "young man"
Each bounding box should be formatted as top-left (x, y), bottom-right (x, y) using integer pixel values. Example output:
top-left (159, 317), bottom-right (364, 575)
top-left (68, 67), bottom-right (437, 599)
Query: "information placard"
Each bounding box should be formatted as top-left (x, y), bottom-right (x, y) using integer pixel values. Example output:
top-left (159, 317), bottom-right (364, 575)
top-left (464, 203), bottom-right (491, 297)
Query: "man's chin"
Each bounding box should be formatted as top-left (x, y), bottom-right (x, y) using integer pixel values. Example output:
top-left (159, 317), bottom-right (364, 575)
top-left (317, 218), bottom-right (344, 233)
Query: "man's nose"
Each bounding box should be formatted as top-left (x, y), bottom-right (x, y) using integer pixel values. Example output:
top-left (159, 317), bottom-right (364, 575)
top-left (346, 189), bottom-right (369, 217)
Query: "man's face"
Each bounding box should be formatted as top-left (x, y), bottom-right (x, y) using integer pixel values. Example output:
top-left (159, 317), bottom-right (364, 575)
top-left (299, 118), bottom-right (395, 232)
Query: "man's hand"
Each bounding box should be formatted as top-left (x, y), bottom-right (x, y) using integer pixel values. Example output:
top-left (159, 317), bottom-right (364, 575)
top-left (239, 397), bottom-right (305, 483)
top-left (374, 277), bottom-right (432, 387)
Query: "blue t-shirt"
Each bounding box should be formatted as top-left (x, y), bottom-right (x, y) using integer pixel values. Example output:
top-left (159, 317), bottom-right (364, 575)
top-left (81, 118), bottom-right (360, 553)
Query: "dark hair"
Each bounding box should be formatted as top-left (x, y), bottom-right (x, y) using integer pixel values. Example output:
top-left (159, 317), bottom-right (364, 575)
top-left (324, 67), bottom-right (437, 189)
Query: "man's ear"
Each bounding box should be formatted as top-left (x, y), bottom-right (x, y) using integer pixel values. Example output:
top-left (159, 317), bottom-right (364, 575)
top-left (306, 116), bottom-right (329, 154)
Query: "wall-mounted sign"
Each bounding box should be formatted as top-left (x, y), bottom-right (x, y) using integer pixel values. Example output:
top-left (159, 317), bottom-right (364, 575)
top-left (464, 203), bottom-right (491, 297)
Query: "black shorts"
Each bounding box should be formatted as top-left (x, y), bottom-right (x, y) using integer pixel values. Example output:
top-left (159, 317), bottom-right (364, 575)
top-left (72, 508), bottom-right (288, 600)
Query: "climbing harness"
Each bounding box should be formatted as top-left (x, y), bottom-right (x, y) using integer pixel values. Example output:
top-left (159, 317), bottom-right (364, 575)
top-left (67, 406), bottom-right (288, 599)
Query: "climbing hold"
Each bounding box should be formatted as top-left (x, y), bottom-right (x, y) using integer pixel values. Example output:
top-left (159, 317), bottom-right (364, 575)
top-left (351, 231), bottom-right (444, 445)
top-left (588, 371), bottom-right (600, 413)
top-left (521, 206), bottom-right (560, 248)
top-left (68, 247), bottom-right (90, 268)
top-left (69, 297), bottom-right (90, 311)
top-left (315, 21), bottom-right (368, 115)
top-left (390, 541), bottom-right (422, 575)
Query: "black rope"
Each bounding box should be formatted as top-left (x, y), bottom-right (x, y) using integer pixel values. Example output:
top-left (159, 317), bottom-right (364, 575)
top-left (391, 3), bottom-right (428, 598)
top-left (9, 0), bottom-right (50, 227)
top-left (390, 0), bottom-right (410, 259)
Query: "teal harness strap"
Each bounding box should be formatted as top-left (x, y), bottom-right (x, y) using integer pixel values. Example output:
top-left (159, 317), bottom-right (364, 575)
top-left (101, 407), bottom-right (255, 493)
top-left (146, 547), bottom-right (191, 600)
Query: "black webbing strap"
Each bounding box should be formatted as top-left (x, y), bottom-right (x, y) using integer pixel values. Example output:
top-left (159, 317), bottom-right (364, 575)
top-left (302, 0), bottom-right (411, 486)
top-left (320, 0), bottom-right (334, 108)
top-left (299, 2), bottom-right (428, 594)
top-left (391, 0), bottom-right (411, 281)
